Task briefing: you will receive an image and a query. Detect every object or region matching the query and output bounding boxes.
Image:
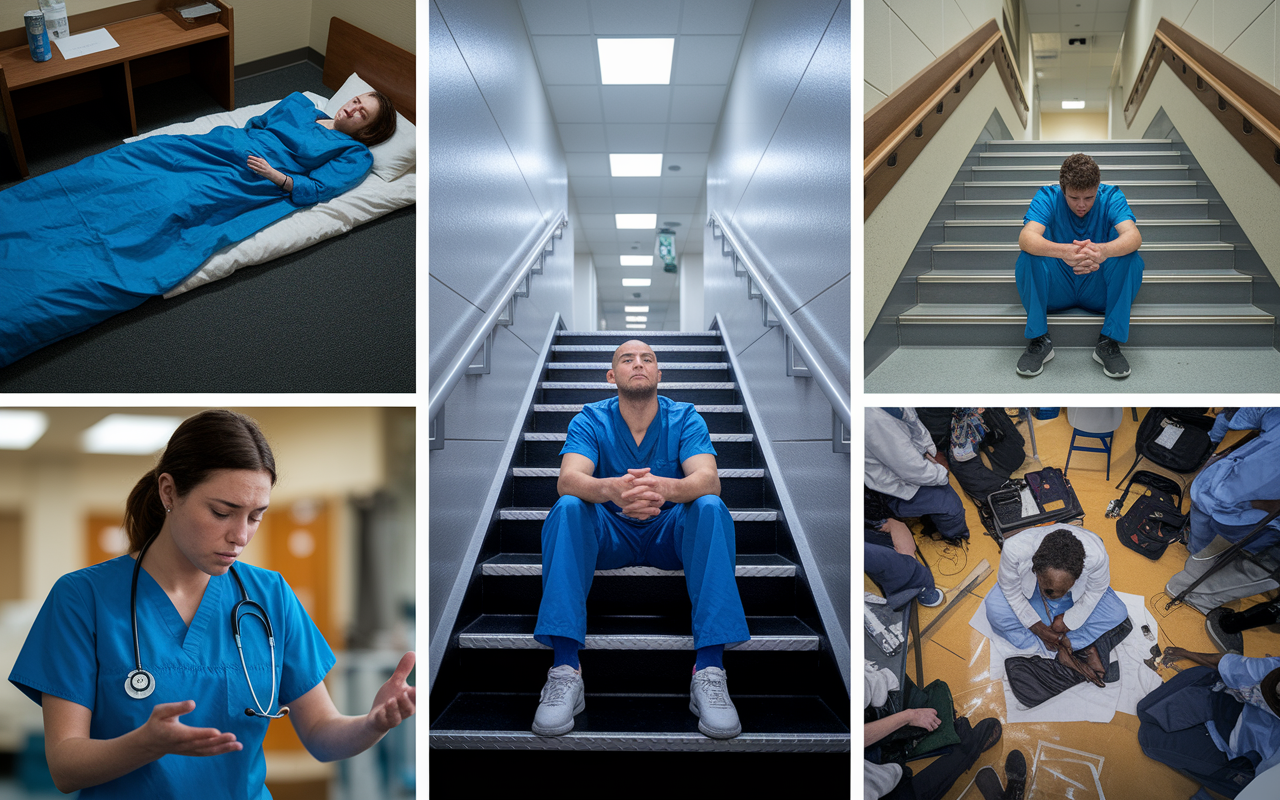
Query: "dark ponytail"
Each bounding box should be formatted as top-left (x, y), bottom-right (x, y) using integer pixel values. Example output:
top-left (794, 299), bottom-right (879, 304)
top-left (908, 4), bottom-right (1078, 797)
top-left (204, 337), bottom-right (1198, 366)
top-left (122, 410), bottom-right (277, 553)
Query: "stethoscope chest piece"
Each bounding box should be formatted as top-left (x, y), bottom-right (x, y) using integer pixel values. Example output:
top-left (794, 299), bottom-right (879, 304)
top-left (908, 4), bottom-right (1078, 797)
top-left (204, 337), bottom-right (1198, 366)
top-left (125, 668), bottom-right (156, 699)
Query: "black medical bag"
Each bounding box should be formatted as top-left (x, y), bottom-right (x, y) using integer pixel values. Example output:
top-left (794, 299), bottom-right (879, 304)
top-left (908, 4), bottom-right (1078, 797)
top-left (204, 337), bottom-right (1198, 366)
top-left (978, 466), bottom-right (1084, 548)
top-left (1108, 470), bottom-right (1189, 560)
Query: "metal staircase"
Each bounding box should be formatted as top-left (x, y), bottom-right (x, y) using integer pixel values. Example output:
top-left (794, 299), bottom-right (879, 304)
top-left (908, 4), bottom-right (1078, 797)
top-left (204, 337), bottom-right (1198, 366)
top-left (428, 329), bottom-right (850, 755)
top-left (891, 139), bottom-right (1275, 348)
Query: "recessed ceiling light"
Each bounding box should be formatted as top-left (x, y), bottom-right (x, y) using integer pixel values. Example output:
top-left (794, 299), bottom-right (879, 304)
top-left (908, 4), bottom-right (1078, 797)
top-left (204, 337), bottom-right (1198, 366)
top-left (597, 38), bottom-right (674, 85)
top-left (626, 316), bottom-right (648, 322)
top-left (616, 214), bottom-right (657, 229)
top-left (610, 154), bottom-right (663, 177)
top-left (82, 414), bottom-right (183, 455)
top-left (0, 410), bottom-right (48, 450)
top-left (622, 278), bottom-right (652, 287)
top-left (625, 305), bottom-right (649, 312)
top-left (1062, 100), bottom-right (1085, 109)
top-left (621, 255), bottom-right (654, 266)
top-left (625, 324), bottom-right (646, 329)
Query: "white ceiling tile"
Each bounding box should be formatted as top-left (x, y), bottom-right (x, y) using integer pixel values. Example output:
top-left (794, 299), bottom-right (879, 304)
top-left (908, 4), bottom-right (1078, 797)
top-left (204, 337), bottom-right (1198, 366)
top-left (1028, 13), bottom-right (1060, 32)
top-left (660, 176), bottom-right (705, 197)
top-left (657, 197), bottom-right (699, 214)
top-left (1058, 0), bottom-right (1097, 11)
top-left (558, 123), bottom-right (608, 151)
top-left (566, 152), bottom-right (610, 176)
top-left (1060, 12), bottom-right (1093, 33)
top-left (610, 177), bottom-right (663, 196)
top-left (664, 123), bottom-right (717, 151)
top-left (1095, 0), bottom-right (1129, 12)
top-left (679, 0), bottom-right (753, 34)
top-left (1025, 0), bottom-right (1058, 12)
top-left (570, 176), bottom-right (615, 196)
top-left (605, 123), bottom-right (668, 150)
top-left (611, 197), bottom-right (660, 213)
top-left (577, 213), bottom-right (616, 230)
top-left (1093, 12), bottom-right (1127, 31)
top-left (520, 0), bottom-right (592, 34)
top-left (670, 85), bottom-right (727, 123)
top-left (532, 36), bottom-right (601, 84)
top-left (1092, 33), bottom-right (1122, 50)
top-left (600, 86), bottom-right (673, 123)
top-left (589, 0), bottom-right (682, 34)
top-left (546, 85), bottom-right (604, 122)
top-left (672, 36), bottom-right (741, 84)
top-left (662, 152), bottom-right (708, 176)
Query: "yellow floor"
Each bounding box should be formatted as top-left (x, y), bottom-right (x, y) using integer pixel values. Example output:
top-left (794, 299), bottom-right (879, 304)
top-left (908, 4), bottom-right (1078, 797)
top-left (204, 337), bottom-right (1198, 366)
top-left (865, 408), bottom-right (1280, 800)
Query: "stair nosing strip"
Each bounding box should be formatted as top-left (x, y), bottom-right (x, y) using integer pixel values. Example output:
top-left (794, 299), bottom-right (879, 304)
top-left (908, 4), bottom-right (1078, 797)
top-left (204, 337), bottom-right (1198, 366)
top-left (521, 432), bottom-right (754, 442)
top-left (500, 508), bottom-right (779, 521)
top-left (942, 219), bottom-right (1220, 226)
top-left (429, 731), bottom-right (851, 752)
top-left (457, 632), bottom-right (819, 651)
top-left (552, 345), bottom-right (725, 352)
top-left (900, 313), bottom-right (1274, 325)
top-left (533, 404), bottom-right (744, 413)
top-left (932, 242), bottom-right (1232, 251)
top-left (540, 382), bottom-right (736, 389)
top-left (480, 563), bottom-right (797, 578)
top-left (547, 362), bottom-right (730, 369)
top-left (963, 180), bottom-right (1197, 187)
top-left (511, 467), bottom-right (763, 478)
top-left (916, 271), bottom-right (1252, 283)
top-left (954, 198), bottom-right (1207, 205)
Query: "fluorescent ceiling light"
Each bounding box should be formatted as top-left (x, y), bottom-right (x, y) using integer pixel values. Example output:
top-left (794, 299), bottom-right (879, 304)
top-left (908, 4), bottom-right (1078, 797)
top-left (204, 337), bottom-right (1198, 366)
top-left (82, 414), bottom-right (183, 455)
top-left (0, 410), bottom-right (48, 450)
top-left (622, 278), bottom-right (652, 287)
top-left (626, 316), bottom-right (648, 322)
top-left (610, 154), bottom-right (663, 177)
top-left (1061, 100), bottom-right (1085, 109)
top-left (625, 324), bottom-right (646, 329)
top-left (624, 305), bottom-right (650, 312)
top-left (616, 213), bottom-right (657, 229)
top-left (597, 39), bottom-right (674, 85)
top-left (620, 255), bottom-right (654, 266)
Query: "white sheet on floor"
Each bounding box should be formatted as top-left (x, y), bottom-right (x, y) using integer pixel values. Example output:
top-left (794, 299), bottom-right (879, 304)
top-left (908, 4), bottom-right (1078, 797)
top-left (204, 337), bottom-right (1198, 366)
top-left (124, 93), bottom-right (416, 298)
top-left (968, 590), bottom-right (1163, 724)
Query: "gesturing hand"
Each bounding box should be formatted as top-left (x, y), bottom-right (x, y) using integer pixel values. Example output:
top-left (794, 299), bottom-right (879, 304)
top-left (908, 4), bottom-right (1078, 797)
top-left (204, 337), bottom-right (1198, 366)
top-left (366, 652), bottom-right (416, 735)
top-left (140, 700), bottom-right (242, 759)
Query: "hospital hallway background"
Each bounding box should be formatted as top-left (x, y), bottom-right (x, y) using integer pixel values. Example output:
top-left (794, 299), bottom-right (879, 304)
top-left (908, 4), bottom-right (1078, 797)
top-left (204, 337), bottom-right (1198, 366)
top-left (0, 408), bottom-right (415, 799)
top-left (865, 408), bottom-right (1280, 800)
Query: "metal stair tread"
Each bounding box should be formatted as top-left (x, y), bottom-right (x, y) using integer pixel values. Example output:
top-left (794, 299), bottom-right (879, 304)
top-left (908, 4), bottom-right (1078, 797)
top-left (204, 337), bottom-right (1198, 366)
top-left (963, 180), bottom-right (1197, 187)
top-left (900, 303), bottom-right (1274, 322)
top-left (522, 432), bottom-right (753, 441)
top-left (500, 507), bottom-right (779, 521)
top-left (534, 404), bottom-right (744, 413)
top-left (552, 345), bottom-right (725, 352)
top-left (972, 164), bottom-right (1188, 172)
top-left (977, 150), bottom-right (1181, 158)
top-left (547, 362), bottom-right (730, 369)
top-left (933, 241), bottom-right (1232, 251)
top-left (481, 552), bottom-right (796, 577)
top-left (943, 218), bottom-right (1220, 227)
top-left (954, 198), bottom-right (1207, 206)
top-left (916, 268), bottom-right (1251, 283)
top-left (556, 331), bottom-right (722, 337)
top-left (541, 381), bottom-right (736, 389)
top-left (512, 467), bottom-right (763, 478)
top-left (458, 614), bottom-right (820, 650)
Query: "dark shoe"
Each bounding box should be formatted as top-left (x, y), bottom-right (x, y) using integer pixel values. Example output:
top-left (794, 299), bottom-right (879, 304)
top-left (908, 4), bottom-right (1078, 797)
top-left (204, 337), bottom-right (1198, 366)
top-left (1003, 749), bottom-right (1027, 800)
top-left (1016, 334), bottom-right (1054, 376)
top-left (1207, 607), bottom-right (1245, 654)
top-left (974, 717), bottom-right (1003, 754)
top-left (1093, 334), bottom-right (1131, 378)
top-left (975, 766), bottom-right (1005, 800)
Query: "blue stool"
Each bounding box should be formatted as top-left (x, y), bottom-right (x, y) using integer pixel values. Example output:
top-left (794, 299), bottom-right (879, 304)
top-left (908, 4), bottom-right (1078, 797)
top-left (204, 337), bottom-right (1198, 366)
top-left (1065, 408), bottom-right (1123, 480)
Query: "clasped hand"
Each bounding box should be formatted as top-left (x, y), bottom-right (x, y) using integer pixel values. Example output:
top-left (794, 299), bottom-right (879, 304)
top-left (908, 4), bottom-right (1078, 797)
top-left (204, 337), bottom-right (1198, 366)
top-left (614, 468), bottom-right (669, 520)
top-left (1032, 615), bottom-right (1104, 686)
top-left (1066, 239), bottom-right (1105, 274)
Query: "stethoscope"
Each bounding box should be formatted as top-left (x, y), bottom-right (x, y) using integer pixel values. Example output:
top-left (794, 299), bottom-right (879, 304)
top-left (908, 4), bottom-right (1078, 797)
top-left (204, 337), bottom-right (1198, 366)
top-left (125, 530), bottom-right (289, 719)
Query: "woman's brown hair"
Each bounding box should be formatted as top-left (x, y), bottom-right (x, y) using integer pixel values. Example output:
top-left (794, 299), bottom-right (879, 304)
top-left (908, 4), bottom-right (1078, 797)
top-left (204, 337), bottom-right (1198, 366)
top-left (353, 90), bottom-right (397, 147)
top-left (122, 410), bottom-right (276, 553)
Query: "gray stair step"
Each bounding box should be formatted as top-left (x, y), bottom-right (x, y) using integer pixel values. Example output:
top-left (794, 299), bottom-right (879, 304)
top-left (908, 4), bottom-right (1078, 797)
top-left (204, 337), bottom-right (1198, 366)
top-left (481, 552), bottom-right (797, 578)
top-left (534, 403), bottom-right (744, 413)
top-left (456, 614), bottom-right (820, 651)
top-left (984, 139), bottom-right (1173, 152)
top-left (970, 165), bottom-right (1189, 182)
top-left (430, 729), bottom-right (851, 752)
top-left (930, 241), bottom-right (1235, 271)
top-left (499, 507), bottom-right (779, 522)
top-left (521, 431), bottom-right (753, 442)
top-left (547, 361), bottom-right (730, 369)
top-left (541, 381), bottom-right (735, 389)
top-left (556, 331), bottom-right (721, 338)
top-left (916, 269), bottom-right (1254, 305)
top-left (963, 180), bottom-right (1199, 200)
top-left (953, 198), bottom-right (1209, 219)
top-left (977, 151), bottom-right (1184, 166)
top-left (511, 467), bottom-right (763, 478)
top-left (942, 219), bottom-right (1220, 243)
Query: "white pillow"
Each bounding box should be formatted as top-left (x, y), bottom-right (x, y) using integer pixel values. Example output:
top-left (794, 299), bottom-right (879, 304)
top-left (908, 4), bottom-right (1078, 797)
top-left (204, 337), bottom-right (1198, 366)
top-left (325, 72), bottom-right (416, 182)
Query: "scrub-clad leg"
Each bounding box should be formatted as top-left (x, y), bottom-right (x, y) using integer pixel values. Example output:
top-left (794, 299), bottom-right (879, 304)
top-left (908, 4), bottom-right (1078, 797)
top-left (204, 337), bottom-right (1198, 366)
top-left (985, 582), bottom-right (1127, 651)
top-left (865, 542), bottom-right (935, 608)
top-left (1016, 252), bottom-right (1078, 340)
top-left (887, 484), bottom-right (969, 540)
top-left (1073, 250), bottom-right (1144, 342)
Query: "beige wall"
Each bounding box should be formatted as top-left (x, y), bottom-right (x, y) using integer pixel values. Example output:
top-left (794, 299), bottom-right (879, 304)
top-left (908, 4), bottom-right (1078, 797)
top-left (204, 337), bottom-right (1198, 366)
top-left (1041, 111), bottom-right (1109, 140)
top-left (2, 0), bottom-right (414, 65)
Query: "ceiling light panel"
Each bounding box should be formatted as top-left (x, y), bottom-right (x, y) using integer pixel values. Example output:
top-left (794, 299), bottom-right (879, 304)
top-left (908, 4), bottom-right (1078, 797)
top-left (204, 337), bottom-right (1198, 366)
top-left (626, 316), bottom-right (648, 322)
top-left (625, 324), bottom-right (646, 329)
top-left (620, 255), bottom-right (654, 266)
top-left (597, 39), bottom-right (674, 85)
top-left (0, 410), bottom-right (48, 450)
top-left (624, 305), bottom-right (650, 312)
top-left (1061, 100), bottom-right (1086, 109)
top-left (82, 414), bottom-right (183, 455)
top-left (622, 278), bottom-right (652, 287)
top-left (616, 214), bottom-right (657, 229)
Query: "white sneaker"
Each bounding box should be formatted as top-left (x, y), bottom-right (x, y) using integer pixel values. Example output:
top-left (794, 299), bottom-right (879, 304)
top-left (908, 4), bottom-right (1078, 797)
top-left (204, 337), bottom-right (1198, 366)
top-left (531, 665), bottom-right (584, 736)
top-left (689, 666), bottom-right (741, 739)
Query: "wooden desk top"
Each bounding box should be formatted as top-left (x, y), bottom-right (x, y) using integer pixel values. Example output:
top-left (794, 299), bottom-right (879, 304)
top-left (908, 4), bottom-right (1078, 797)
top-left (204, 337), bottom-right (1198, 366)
top-left (0, 13), bottom-right (229, 91)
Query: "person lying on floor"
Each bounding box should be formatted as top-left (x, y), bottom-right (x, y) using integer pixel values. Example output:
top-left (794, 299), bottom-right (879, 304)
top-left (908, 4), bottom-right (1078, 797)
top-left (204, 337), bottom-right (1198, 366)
top-left (866, 408), bottom-right (970, 542)
top-left (865, 487), bottom-right (944, 609)
top-left (1137, 647), bottom-right (1280, 799)
top-left (986, 526), bottom-right (1130, 687)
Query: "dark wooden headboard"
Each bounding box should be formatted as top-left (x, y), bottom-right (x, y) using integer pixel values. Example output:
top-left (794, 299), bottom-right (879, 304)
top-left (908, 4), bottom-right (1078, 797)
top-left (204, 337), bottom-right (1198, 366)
top-left (322, 17), bottom-right (415, 125)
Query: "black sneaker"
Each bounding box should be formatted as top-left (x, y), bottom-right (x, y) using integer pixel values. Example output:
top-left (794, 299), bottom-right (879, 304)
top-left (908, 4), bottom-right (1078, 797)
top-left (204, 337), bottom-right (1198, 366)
top-left (1015, 334), bottom-right (1053, 376)
top-left (1093, 335), bottom-right (1131, 378)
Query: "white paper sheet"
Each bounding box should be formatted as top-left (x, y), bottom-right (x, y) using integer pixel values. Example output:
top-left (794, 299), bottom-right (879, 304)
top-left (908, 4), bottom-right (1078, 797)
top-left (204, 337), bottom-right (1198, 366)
top-left (969, 590), bottom-right (1163, 724)
top-left (53, 28), bottom-right (120, 60)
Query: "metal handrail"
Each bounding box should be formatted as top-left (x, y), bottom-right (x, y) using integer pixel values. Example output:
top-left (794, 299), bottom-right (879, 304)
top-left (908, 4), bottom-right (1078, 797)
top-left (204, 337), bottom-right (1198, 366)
top-left (428, 212), bottom-right (568, 425)
top-left (707, 210), bottom-right (851, 431)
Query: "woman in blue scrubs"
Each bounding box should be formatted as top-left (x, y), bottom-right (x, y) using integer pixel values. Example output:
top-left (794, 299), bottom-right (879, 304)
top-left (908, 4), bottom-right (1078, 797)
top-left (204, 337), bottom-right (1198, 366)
top-left (7, 410), bottom-right (415, 797)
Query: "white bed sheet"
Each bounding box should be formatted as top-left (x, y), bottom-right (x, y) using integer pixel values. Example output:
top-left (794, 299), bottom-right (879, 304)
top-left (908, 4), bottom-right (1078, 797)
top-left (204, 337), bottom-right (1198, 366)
top-left (124, 92), bottom-right (416, 298)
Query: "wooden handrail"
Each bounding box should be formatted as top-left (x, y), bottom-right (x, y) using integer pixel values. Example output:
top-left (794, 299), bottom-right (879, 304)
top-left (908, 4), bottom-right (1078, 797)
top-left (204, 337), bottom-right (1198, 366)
top-left (1125, 17), bottom-right (1280, 190)
top-left (864, 20), bottom-right (1028, 220)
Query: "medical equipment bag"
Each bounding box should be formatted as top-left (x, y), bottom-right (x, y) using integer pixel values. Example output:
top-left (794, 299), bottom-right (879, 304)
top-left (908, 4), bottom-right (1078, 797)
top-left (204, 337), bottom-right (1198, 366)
top-left (1108, 470), bottom-right (1188, 560)
top-left (1115, 408), bottom-right (1214, 487)
top-left (978, 466), bottom-right (1084, 548)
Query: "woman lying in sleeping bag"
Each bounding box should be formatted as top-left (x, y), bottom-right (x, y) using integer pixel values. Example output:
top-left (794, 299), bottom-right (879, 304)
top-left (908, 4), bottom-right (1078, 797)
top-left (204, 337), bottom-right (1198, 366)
top-left (0, 90), bottom-right (397, 369)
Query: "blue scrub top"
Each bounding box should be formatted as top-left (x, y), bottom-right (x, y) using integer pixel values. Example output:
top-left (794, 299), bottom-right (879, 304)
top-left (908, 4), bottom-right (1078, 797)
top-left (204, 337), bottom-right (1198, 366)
top-left (1024, 183), bottom-right (1136, 245)
top-left (8, 556), bottom-right (335, 799)
top-left (561, 396), bottom-right (717, 517)
top-left (1209, 654), bottom-right (1280, 772)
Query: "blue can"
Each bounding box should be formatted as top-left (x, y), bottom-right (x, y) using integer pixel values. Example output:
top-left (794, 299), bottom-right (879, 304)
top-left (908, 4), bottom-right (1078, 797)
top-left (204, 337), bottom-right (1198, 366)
top-left (25, 10), bottom-right (52, 63)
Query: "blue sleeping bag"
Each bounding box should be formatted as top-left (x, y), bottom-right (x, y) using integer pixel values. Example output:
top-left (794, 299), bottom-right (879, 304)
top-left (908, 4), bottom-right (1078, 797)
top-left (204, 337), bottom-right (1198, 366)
top-left (0, 93), bottom-right (372, 368)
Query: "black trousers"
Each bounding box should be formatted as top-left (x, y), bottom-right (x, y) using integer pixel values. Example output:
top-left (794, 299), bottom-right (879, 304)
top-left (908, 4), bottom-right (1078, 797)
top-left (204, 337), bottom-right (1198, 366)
top-left (884, 716), bottom-right (988, 800)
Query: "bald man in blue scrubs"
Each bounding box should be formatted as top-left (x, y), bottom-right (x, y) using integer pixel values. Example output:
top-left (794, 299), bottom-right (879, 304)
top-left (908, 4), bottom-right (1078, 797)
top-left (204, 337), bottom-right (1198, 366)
top-left (530, 340), bottom-right (750, 740)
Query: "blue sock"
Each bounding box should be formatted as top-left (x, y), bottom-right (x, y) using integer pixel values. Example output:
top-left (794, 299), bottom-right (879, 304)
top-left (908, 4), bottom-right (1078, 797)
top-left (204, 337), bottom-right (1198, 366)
top-left (694, 644), bottom-right (724, 671)
top-left (551, 636), bottom-right (580, 670)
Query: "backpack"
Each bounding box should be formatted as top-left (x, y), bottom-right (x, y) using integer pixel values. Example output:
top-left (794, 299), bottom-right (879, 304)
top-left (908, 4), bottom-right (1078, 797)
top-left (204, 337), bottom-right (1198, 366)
top-left (1109, 470), bottom-right (1189, 560)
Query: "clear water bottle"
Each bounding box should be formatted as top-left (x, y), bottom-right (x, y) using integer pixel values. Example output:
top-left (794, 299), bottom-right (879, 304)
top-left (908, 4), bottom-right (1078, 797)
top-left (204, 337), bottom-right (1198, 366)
top-left (38, 0), bottom-right (69, 40)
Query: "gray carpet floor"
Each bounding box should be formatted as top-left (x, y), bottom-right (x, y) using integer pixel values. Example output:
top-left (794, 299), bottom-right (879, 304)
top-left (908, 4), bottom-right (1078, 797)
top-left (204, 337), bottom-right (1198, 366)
top-left (0, 62), bottom-right (414, 392)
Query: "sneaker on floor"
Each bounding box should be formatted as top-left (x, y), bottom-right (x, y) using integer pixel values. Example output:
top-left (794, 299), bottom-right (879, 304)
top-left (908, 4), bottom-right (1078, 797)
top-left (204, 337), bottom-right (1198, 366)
top-left (1093, 334), bottom-right (1131, 378)
top-left (974, 766), bottom-right (1005, 800)
top-left (917, 586), bottom-right (945, 607)
top-left (1016, 334), bottom-right (1054, 376)
top-left (531, 665), bottom-right (585, 736)
top-left (1003, 748), bottom-right (1027, 800)
top-left (689, 666), bottom-right (741, 739)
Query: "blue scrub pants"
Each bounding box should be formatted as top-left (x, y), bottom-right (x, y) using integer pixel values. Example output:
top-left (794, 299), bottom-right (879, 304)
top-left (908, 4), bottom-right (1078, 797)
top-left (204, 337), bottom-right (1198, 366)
top-left (1015, 249), bottom-right (1144, 342)
top-left (986, 580), bottom-right (1128, 651)
top-left (1188, 502), bottom-right (1280, 554)
top-left (534, 495), bottom-right (750, 651)
top-left (864, 540), bottom-right (935, 609)
top-left (886, 484), bottom-right (969, 541)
